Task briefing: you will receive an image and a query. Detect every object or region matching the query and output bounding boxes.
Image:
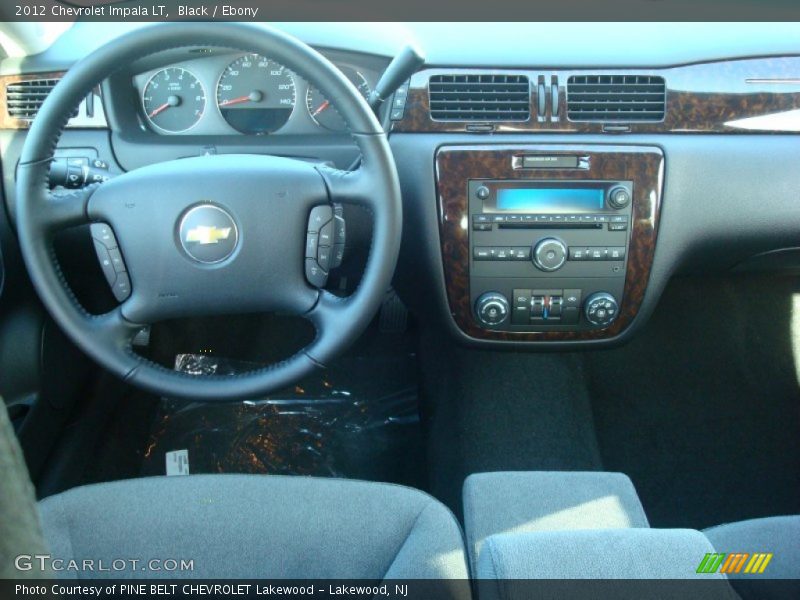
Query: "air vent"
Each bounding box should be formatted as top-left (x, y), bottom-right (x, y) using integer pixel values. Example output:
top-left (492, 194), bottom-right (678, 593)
top-left (567, 75), bottom-right (666, 122)
top-left (6, 77), bottom-right (75, 121)
top-left (429, 74), bottom-right (530, 122)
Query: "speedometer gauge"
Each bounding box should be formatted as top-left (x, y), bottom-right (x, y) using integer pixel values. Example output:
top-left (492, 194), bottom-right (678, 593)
top-left (216, 54), bottom-right (296, 134)
top-left (306, 67), bottom-right (371, 132)
top-left (142, 68), bottom-right (205, 133)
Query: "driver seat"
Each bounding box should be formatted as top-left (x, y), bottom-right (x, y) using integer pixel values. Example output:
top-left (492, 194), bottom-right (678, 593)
top-left (38, 474), bottom-right (470, 582)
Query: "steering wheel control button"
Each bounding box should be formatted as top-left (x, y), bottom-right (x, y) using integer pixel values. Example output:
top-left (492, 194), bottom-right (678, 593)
top-left (305, 258), bottom-right (328, 288)
top-left (332, 244), bottom-right (345, 269)
top-left (475, 292), bottom-right (510, 327)
top-left (90, 223), bottom-right (118, 249)
top-left (308, 205), bottom-right (333, 232)
top-left (111, 273), bottom-right (132, 302)
top-left (317, 246), bottom-right (332, 271)
top-left (318, 220), bottom-right (335, 246)
top-left (93, 241), bottom-right (117, 286)
top-left (306, 205), bottom-right (346, 279)
top-left (584, 292), bottom-right (620, 327)
top-left (178, 204), bottom-right (238, 264)
top-left (108, 248), bottom-right (126, 273)
top-left (533, 237), bottom-right (567, 271)
top-left (305, 233), bottom-right (319, 258)
top-left (90, 222), bottom-right (131, 299)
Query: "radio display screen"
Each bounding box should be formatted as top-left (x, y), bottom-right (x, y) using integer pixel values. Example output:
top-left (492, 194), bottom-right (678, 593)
top-left (494, 188), bottom-right (605, 213)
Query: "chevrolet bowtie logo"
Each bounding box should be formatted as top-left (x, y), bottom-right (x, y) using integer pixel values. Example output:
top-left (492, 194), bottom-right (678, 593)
top-left (184, 225), bottom-right (232, 245)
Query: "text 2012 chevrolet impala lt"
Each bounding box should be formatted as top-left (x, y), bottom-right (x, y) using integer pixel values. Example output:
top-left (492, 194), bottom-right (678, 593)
top-left (0, 12), bottom-right (798, 600)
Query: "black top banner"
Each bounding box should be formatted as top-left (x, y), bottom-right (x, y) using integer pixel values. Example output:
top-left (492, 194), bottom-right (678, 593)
top-left (2, 0), bottom-right (800, 21)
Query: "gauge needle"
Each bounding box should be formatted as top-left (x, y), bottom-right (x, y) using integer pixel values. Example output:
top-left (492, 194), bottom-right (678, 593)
top-left (312, 100), bottom-right (330, 116)
top-left (220, 91), bottom-right (264, 107)
top-left (219, 96), bottom-right (251, 107)
top-left (147, 103), bottom-right (170, 118)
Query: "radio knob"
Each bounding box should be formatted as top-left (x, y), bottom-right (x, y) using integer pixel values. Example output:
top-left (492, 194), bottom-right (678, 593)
top-left (475, 292), bottom-right (510, 326)
top-left (532, 238), bottom-right (567, 272)
top-left (608, 186), bottom-right (631, 209)
top-left (476, 186), bottom-right (490, 200)
top-left (584, 292), bottom-right (619, 327)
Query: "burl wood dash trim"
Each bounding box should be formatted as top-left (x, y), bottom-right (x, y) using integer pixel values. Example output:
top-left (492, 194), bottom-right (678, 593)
top-left (0, 71), bottom-right (66, 130)
top-left (435, 144), bottom-right (664, 341)
top-left (395, 56), bottom-right (800, 134)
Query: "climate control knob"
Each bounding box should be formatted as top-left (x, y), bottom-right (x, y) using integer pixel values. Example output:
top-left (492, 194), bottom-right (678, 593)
top-left (584, 292), bottom-right (619, 327)
top-left (532, 238), bottom-right (567, 272)
top-left (475, 292), bottom-right (510, 326)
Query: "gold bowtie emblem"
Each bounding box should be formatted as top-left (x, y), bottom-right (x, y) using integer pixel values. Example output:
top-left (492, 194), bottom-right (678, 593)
top-left (184, 225), bottom-right (232, 245)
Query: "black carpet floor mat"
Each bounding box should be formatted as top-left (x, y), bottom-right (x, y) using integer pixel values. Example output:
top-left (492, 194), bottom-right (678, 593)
top-left (80, 325), bottom-right (424, 490)
top-left (585, 274), bottom-right (800, 529)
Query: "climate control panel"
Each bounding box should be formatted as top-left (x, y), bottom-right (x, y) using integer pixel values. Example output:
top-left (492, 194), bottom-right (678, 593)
top-left (474, 289), bottom-right (620, 330)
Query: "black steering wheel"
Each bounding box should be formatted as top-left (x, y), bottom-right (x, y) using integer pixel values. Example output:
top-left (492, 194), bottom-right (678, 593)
top-left (15, 23), bottom-right (402, 401)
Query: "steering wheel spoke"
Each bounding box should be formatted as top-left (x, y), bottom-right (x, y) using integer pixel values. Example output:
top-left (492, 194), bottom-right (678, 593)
top-left (90, 306), bottom-right (143, 348)
top-left (41, 184), bottom-right (97, 232)
top-left (317, 165), bottom-right (376, 208)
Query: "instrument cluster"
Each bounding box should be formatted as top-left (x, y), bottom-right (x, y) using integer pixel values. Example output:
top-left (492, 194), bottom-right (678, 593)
top-left (133, 51), bottom-right (380, 136)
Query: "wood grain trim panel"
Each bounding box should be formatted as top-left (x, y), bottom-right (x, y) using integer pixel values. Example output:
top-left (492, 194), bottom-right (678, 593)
top-left (0, 71), bottom-right (67, 130)
top-left (394, 57), bottom-right (800, 134)
top-left (435, 145), bottom-right (664, 341)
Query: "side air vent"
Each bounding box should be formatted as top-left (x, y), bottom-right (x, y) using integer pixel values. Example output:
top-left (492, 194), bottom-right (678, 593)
top-left (567, 75), bottom-right (666, 122)
top-left (6, 77), bottom-right (76, 121)
top-left (429, 74), bottom-right (530, 121)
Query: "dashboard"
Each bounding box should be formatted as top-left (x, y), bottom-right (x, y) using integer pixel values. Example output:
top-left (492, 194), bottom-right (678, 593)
top-left (1, 22), bottom-right (800, 350)
top-left (132, 50), bottom-right (384, 136)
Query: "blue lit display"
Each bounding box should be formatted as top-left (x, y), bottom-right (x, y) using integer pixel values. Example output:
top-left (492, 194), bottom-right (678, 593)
top-left (495, 188), bottom-right (605, 213)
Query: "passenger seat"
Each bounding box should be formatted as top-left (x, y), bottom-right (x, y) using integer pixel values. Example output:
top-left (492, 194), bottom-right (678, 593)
top-left (463, 472), bottom-right (798, 599)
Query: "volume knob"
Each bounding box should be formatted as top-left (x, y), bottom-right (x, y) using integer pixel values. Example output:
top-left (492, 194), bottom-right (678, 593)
top-left (533, 238), bottom-right (567, 272)
top-left (608, 186), bottom-right (631, 209)
top-left (475, 292), bottom-right (510, 326)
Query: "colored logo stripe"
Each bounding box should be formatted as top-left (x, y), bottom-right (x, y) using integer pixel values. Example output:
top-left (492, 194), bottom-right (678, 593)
top-left (698, 552), bottom-right (773, 574)
top-left (744, 553), bottom-right (773, 574)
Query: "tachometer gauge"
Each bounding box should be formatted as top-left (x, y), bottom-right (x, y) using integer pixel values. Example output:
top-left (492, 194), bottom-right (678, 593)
top-left (216, 54), bottom-right (296, 134)
top-left (142, 67), bottom-right (205, 133)
top-left (306, 67), bottom-right (371, 132)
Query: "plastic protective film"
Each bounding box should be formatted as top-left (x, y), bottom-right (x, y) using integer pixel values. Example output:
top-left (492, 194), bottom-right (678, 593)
top-left (140, 349), bottom-right (422, 486)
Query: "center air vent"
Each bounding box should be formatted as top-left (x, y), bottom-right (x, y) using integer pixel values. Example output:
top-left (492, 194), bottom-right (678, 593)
top-left (567, 75), bottom-right (666, 122)
top-left (429, 74), bottom-right (530, 122)
top-left (6, 77), bottom-right (72, 121)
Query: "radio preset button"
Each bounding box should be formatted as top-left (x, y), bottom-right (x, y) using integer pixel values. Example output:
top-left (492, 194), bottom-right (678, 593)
top-left (473, 223), bottom-right (493, 231)
top-left (473, 214), bottom-right (491, 223)
top-left (609, 222), bottom-right (628, 231)
top-left (569, 247), bottom-right (589, 261)
top-left (589, 248), bottom-right (608, 261)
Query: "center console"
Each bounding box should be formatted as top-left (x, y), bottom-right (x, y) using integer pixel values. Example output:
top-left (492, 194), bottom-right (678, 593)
top-left (435, 144), bottom-right (664, 341)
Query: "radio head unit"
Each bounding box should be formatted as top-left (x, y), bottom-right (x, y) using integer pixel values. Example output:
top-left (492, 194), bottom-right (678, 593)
top-left (468, 178), bottom-right (633, 332)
